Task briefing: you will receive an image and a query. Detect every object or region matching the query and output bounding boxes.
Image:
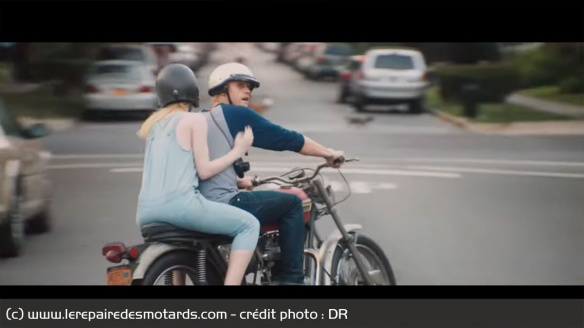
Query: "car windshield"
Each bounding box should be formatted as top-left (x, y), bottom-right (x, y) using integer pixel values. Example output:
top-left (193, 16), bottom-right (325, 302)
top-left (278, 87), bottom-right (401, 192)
top-left (373, 54), bottom-right (416, 70)
top-left (97, 47), bottom-right (145, 62)
top-left (89, 64), bottom-right (143, 79)
top-left (324, 44), bottom-right (354, 56)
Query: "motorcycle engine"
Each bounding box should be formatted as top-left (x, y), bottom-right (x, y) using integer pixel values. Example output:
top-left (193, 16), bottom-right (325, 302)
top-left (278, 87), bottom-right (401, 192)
top-left (217, 232), bottom-right (283, 279)
top-left (261, 232), bottom-right (281, 262)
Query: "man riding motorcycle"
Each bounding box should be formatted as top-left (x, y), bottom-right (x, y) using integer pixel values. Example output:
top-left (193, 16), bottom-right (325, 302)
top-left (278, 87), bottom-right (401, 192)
top-left (198, 62), bottom-right (345, 285)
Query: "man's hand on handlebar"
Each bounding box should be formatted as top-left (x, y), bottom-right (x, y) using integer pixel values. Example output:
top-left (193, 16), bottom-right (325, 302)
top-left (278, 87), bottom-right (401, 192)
top-left (325, 149), bottom-right (345, 168)
top-left (237, 177), bottom-right (255, 190)
top-left (251, 155), bottom-right (357, 187)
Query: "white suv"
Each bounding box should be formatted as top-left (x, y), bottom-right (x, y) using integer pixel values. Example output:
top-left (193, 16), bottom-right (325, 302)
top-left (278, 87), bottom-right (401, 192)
top-left (349, 48), bottom-right (430, 113)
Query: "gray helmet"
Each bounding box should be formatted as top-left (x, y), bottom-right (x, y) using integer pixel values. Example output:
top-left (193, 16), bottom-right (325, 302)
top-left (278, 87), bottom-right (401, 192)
top-left (156, 63), bottom-right (200, 108)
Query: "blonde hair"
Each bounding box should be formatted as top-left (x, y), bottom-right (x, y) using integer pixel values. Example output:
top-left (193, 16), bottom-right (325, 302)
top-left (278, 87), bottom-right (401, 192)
top-left (136, 102), bottom-right (190, 139)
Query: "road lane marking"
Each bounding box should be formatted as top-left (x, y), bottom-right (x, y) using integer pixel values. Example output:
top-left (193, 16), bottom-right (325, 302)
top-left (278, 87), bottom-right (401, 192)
top-left (50, 154), bottom-right (144, 159)
top-left (39, 151), bottom-right (52, 159)
top-left (256, 180), bottom-right (398, 194)
top-left (48, 154), bottom-right (584, 168)
top-left (109, 167), bottom-right (144, 172)
top-left (393, 158), bottom-right (584, 167)
top-left (108, 166), bottom-right (462, 178)
top-left (48, 163), bottom-right (143, 169)
top-left (278, 124), bottom-right (464, 135)
top-left (407, 166), bottom-right (584, 179)
top-left (47, 161), bottom-right (583, 179)
top-left (330, 181), bottom-right (398, 193)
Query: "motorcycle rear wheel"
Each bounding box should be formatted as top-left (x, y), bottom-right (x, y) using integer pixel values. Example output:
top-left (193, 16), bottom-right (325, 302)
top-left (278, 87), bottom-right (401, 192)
top-left (329, 234), bottom-right (397, 285)
top-left (140, 249), bottom-right (224, 285)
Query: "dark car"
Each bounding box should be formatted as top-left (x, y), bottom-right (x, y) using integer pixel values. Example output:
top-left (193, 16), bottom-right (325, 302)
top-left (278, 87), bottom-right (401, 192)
top-left (337, 55), bottom-right (364, 103)
top-left (306, 43), bottom-right (355, 80)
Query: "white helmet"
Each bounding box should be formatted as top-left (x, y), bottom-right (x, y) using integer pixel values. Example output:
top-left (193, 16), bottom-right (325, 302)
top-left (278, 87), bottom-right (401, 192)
top-left (207, 62), bottom-right (260, 96)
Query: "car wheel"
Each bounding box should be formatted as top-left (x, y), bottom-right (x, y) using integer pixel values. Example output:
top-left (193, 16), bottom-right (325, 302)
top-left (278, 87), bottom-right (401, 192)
top-left (0, 190), bottom-right (25, 258)
top-left (353, 94), bottom-right (366, 112)
top-left (408, 97), bottom-right (425, 114)
top-left (26, 205), bottom-right (52, 234)
top-left (337, 87), bottom-right (348, 103)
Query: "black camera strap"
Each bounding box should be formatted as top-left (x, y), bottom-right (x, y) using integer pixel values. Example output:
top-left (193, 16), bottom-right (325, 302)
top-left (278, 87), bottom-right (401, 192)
top-left (209, 107), bottom-right (235, 149)
top-left (208, 107), bottom-right (250, 178)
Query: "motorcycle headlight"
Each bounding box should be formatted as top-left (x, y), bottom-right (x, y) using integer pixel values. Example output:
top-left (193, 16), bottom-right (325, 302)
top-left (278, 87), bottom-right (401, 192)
top-left (323, 175), bottom-right (336, 204)
top-left (306, 175), bottom-right (335, 205)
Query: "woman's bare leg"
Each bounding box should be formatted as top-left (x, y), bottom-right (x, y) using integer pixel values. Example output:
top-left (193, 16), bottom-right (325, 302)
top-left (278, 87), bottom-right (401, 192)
top-left (224, 250), bottom-right (254, 285)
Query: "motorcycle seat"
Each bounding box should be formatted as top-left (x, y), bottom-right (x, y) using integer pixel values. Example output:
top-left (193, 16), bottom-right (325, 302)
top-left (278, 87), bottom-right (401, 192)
top-left (140, 223), bottom-right (233, 244)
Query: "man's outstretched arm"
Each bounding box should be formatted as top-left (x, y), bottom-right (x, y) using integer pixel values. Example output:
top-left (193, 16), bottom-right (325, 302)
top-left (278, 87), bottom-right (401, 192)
top-left (222, 105), bottom-right (344, 165)
top-left (297, 136), bottom-right (333, 158)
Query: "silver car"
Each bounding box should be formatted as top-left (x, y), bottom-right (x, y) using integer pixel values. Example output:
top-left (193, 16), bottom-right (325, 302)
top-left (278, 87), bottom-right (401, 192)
top-left (82, 60), bottom-right (158, 114)
top-left (349, 48), bottom-right (430, 113)
top-left (0, 98), bottom-right (52, 258)
top-left (95, 44), bottom-right (159, 77)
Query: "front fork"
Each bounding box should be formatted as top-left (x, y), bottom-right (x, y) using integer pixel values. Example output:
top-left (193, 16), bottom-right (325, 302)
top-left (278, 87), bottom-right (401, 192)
top-left (314, 179), bottom-right (375, 285)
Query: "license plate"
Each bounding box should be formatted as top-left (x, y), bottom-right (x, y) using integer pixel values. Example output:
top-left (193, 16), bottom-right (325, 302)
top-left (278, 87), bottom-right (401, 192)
top-left (112, 89), bottom-right (126, 95)
top-left (107, 265), bottom-right (132, 285)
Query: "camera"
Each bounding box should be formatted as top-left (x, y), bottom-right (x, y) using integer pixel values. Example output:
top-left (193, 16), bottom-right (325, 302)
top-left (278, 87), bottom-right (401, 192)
top-left (233, 158), bottom-right (250, 178)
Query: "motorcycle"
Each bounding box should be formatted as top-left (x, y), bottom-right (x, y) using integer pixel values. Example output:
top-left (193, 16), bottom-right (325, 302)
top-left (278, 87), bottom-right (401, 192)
top-left (102, 156), bottom-right (397, 286)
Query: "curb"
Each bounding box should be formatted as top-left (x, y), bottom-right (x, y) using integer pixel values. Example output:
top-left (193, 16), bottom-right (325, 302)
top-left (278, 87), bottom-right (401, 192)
top-left (428, 109), bottom-right (584, 136)
top-left (507, 94), bottom-right (584, 119)
top-left (427, 108), bottom-right (471, 130)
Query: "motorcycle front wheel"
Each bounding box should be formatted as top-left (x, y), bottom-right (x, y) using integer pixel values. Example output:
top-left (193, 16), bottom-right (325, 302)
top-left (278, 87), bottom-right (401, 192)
top-left (140, 249), bottom-right (225, 285)
top-left (329, 234), bottom-right (397, 285)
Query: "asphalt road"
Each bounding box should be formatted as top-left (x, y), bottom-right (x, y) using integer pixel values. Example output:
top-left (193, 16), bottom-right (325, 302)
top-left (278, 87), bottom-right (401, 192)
top-left (0, 43), bottom-right (583, 285)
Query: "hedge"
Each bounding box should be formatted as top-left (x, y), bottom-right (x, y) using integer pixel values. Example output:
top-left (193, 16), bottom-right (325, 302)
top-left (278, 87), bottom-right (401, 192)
top-left (27, 58), bottom-right (94, 88)
top-left (434, 63), bottom-right (521, 103)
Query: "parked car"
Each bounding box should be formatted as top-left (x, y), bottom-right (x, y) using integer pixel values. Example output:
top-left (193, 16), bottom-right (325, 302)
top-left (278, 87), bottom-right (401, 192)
top-left (0, 98), bottom-right (52, 258)
top-left (173, 43), bottom-right (201, 71)
top-left (95, 44), bottom-right (158, 77)
top-left (82, 60), bottom-right (158, 115)
top-left (337, 54), bottom-right (364, 103)
top-left (147, 43), bottom-right (201, 73)
top-left (258, 43), bottom-right (280, 53)
top-left (275, 43), bottom-right (291, 63)
top-left (305, 43), bottom-right (355, 80)
top-left (282, 43), bottom-right (306, 66)
top-left (294, 43), bottom-right (324, 74)
top-left (349, 48), bottom-right (430, 113)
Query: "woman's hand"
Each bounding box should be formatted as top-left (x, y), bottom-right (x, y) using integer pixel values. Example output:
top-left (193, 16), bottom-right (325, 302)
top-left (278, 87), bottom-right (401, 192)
top-left (234, 125), bottom-right (254, 157)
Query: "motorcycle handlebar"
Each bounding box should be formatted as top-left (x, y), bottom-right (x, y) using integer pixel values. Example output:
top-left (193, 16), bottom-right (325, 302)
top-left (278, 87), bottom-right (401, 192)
top-left (252, 156), bottom-right (358, 187)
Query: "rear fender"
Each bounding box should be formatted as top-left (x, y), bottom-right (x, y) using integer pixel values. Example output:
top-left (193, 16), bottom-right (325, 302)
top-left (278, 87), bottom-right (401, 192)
top-left (317, 224), bottom-right (362, 286)
top-left (131, 243), bottom-right (194, 280)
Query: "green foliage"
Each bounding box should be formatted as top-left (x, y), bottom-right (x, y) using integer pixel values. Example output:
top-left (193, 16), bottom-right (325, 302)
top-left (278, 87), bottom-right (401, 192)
top-left (434, 63), bottom-right (521, 103)
top-left (507, 43), bottom-right (584, 88)
top-left (558, 77), bottom-right (584, 94)
top-left (27, 58), bottom-right (93, 87)
top-left (425, 87), bottom-right (573, 123)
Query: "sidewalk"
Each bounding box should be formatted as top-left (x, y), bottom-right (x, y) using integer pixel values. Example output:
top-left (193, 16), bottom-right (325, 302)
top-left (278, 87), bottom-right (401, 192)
top-left (430, 91), bottom-right (584, 136)
top-left (506, 93), bottom-right (584, 119)
top-left (1, 82), bottom-right (77, 132)
top-left (0, 82), bottom-right (42, 93)
top-left (431, 109), bottom-right (584, 136)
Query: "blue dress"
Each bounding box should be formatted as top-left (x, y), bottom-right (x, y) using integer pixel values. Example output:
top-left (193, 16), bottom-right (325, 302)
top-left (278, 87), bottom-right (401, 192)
top-left (136, 112), bottom-right (259, 251)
